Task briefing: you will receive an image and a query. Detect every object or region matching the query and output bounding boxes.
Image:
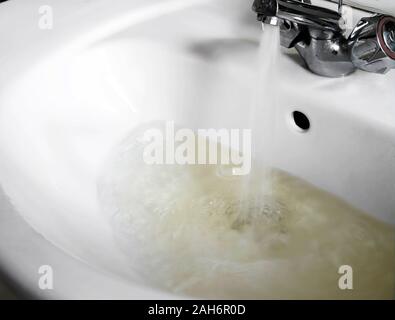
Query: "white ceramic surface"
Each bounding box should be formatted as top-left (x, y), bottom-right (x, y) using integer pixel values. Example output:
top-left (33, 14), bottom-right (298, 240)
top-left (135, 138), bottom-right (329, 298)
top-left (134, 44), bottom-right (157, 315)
top-left (348, 0), bottom-right (395, 13)
top-left (0, 0), bottom-right (394, 299)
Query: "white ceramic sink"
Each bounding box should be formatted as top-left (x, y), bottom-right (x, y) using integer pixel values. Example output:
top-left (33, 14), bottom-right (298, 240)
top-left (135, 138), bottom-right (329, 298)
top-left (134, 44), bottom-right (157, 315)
top-left (0, 0), bottom-right (394, 299)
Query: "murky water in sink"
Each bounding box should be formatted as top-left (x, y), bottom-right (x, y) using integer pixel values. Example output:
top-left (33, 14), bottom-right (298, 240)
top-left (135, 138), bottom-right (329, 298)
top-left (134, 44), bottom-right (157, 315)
top-left (98, 21), bottom-right (394, 300)
top-left (98, 123), bottom-right (395, 299)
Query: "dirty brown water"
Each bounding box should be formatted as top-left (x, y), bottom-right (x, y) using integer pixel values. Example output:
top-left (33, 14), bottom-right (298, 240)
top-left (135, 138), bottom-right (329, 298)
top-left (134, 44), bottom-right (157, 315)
top-left (98, 124), bottom-right (395, 299)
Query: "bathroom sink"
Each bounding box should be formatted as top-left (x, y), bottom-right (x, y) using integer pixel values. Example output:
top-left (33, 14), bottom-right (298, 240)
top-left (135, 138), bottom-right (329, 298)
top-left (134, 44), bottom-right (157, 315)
top-left (0, 0), bottom-right (394, 299)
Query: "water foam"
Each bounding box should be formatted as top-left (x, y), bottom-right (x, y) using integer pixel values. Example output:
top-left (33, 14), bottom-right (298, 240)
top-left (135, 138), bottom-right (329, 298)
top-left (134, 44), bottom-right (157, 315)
top-left (98, 122), bottom-right (395, 299)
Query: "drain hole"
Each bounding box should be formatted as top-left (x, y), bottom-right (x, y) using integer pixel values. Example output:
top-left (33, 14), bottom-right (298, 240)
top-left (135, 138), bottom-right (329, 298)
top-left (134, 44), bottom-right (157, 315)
top-left (292, 111), bottom-right (310, 131)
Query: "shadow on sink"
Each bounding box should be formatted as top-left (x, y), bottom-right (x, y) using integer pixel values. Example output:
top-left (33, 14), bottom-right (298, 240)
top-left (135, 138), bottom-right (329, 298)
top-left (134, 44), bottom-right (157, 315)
top-left (187, 38), bottom-right (259, 61)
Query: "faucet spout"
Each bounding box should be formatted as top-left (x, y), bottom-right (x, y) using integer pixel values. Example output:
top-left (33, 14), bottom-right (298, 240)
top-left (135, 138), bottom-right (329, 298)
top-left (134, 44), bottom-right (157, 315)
top-left (253, 0), bottom-right (342, 31)
top-left (252, 0), bottom-right (395, 77)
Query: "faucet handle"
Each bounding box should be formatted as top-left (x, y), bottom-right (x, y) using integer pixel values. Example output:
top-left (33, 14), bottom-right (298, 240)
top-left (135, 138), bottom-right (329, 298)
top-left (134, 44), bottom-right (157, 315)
top-left (349, 15), bottom-right (395, 74)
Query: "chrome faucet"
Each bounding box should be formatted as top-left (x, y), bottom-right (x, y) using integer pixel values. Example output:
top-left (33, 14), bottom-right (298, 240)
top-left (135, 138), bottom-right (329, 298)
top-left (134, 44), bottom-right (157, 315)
top-left (252, 0), bottom-right (395, 77)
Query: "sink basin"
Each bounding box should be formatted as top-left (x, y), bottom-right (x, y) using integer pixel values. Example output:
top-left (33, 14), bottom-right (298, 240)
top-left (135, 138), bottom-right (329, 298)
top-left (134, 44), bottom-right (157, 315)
top-left (0, 0), bottom-right (394, 299)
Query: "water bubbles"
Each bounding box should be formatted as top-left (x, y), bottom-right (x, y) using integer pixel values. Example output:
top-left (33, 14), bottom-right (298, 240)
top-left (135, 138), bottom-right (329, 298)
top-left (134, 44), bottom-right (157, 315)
top-left (98, 122), bottom-right (395, 299)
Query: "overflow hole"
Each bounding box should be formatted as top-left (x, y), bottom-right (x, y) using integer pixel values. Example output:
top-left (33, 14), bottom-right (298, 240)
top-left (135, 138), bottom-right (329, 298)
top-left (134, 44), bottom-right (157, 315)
top-left (292, 111), bottom-right (310, 132)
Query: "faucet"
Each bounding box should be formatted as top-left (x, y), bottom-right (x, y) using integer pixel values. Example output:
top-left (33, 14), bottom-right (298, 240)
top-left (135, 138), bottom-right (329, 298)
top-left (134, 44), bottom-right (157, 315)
top-left (252, 0), bottom-right (395, 77)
